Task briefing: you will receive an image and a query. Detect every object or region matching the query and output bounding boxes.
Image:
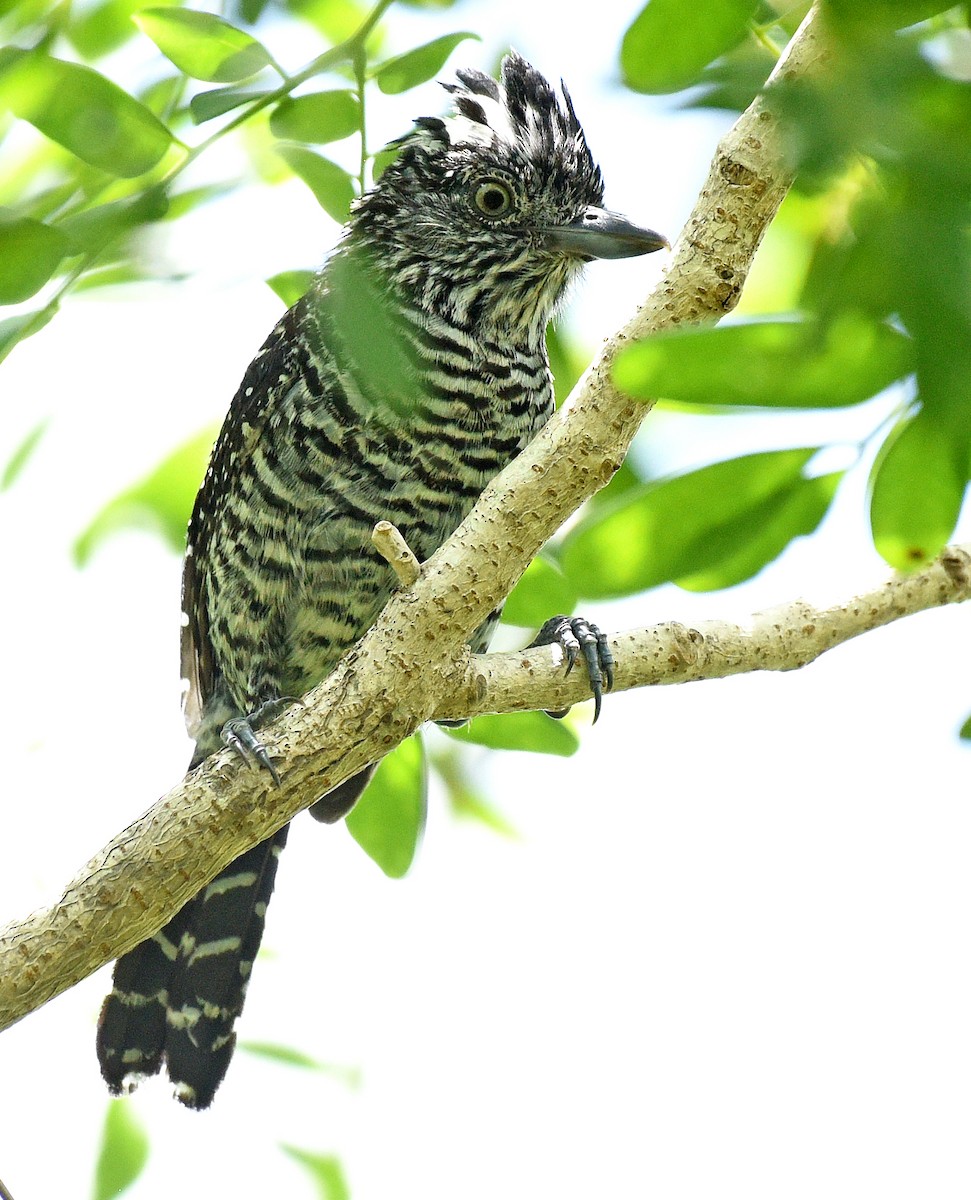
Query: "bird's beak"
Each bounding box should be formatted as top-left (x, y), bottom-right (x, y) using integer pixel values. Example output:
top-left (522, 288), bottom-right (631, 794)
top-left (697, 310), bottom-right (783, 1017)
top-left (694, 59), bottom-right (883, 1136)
top-left (545, 206), bottom-right (669, 260)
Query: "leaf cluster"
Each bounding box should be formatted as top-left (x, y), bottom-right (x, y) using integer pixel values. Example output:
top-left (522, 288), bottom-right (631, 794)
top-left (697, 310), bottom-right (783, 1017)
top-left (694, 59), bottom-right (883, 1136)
top-left (579, 0), bottom-right (971, 604)
top-left (0, 0), bottom-right (474, 361)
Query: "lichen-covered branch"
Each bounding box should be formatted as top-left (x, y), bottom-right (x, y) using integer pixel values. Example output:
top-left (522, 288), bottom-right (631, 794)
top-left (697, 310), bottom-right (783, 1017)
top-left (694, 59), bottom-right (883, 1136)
top-left (0, 9), bottom-right (841, 1031)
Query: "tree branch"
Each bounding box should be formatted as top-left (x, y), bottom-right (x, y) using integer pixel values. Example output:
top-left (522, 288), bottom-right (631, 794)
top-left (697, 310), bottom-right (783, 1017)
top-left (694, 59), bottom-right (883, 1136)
top-left (434, 546), bottom-right (971, 720)
top-left (1, 9), bottom-right (840, 1029)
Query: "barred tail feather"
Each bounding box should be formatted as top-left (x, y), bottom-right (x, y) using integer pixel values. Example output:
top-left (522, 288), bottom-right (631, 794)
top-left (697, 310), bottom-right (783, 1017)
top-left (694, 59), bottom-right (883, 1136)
top-left (165, 824), bottom-right (289, 1109)
top-left (96, 824), bottom-right (290, 1109)
top-left (96, 902), bottom-right (197, 1092)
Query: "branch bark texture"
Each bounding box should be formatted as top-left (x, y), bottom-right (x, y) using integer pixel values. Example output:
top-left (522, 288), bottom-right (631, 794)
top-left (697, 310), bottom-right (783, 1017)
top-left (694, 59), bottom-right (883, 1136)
top-left (1, 6), bottom-right (908, 1034)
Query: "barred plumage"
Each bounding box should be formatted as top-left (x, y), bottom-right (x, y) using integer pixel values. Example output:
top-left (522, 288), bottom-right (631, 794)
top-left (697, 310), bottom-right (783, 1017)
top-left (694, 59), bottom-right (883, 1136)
top-left (96, 52), bottom-right (665, 1108)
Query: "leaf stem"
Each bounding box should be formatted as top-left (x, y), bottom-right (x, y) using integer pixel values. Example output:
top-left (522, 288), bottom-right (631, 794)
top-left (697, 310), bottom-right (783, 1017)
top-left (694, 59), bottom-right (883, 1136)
top-left (750, 22), bottom-right (783, 59)
top-left (354, 44), bottom-right (368, 195)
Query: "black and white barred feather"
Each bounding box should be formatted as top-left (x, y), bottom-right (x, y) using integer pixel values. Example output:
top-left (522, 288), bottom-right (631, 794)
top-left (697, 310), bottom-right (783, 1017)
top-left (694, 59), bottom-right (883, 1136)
top-left (97, 52), bottom-right (664, 1109)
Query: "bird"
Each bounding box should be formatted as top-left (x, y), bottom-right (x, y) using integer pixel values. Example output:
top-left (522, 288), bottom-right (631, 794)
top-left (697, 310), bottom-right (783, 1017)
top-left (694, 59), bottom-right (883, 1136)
top-left (96, 51), bottom-right (667, 1109)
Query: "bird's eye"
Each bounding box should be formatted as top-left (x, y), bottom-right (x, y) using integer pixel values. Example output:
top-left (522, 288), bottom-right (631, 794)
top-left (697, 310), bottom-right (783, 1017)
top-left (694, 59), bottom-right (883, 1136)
top-left (473, 180), bottom-right (513, 218)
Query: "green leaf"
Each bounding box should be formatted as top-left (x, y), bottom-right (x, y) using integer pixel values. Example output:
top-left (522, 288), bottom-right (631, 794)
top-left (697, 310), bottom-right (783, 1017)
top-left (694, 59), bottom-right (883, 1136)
top-left (823, 0), bottom-right (957, 36)
top-left (238, 0), bottom-right (273, 22)
top-left (445, 711), bottom-right (580, 757)
top-left (870, 411), bottom-right (965, 569)
top-left (447, 788), bottom-right (518, 835)
top-left (270, 90), bottom-right (359, 144)
top-left (280, 1147), bottom-right (350, 1200)
top-left (0, 212), bottom-right (70, 304)
top-left (677, 470), bottom-right (843, 590)
top-left (1, 420), bottom-right (47, 489)
top-left (92, 1101), bottom-right (149, 1200)
top-left (74, 425), bottom-right (217, 564)
top-left (503, 556), bottom-right (578, 628)
top-left (614, 316), bottom-right (913, 409)
top-left (373, 32), bottom-right (480, 94)
top-left (190, 85), bottom-right (271, 124)
top-left (546, 321), bottom-right (589, 407)
top-left (138, 74), bottom-right (185, 118)
top-left (239, 1042), bottom-right (361, 1087)
top-left (134, 8), bottom-right (272, 83)
top-left (266, 268), bottom-right (314, 306)
top-left (242, 1041), bottom-right (321, 1068)
top-left (73, 263), bottom-right (153, 292)
top-left (0, 50), bottom-right (172, 177)
top-left (959, 713), bottom-right (971, 741)
top-left (622, 0), bottom-right (758, 94)
top-left (0, 306), bottom-right (57, 366)
top-left (164, 183), bottom-right (230, 221)
top-left (278, 146), bottom-right (355, 223)
top-left (370, 140), bottom-right (402, 182)
top-left (432, 752), bottom-right (519, 836)
top-left (345, 735), bottom-right (426, 878)
top-left (69, 0), bottom-right (171, 59)
top-left (559, 448), bottom-right (824, 598)
top-left (283, 0), bottom-right (371, 43)
top-left (687, 56), bottom-right (772, 114)
top-left (57, 192), bottom-right (169, 255)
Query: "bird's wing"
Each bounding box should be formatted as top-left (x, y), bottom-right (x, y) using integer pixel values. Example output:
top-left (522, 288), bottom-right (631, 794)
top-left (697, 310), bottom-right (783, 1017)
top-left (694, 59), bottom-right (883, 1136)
top-left (181, 299), bottom-right (311, 738)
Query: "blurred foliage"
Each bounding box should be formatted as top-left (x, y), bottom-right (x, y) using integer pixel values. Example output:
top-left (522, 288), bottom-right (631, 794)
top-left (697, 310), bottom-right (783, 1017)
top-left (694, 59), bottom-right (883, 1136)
top-left (612, 0), bottom-right (971, 573)
top-left (92, 1101), bottom-right (149, 1200)
top-left (503, 554), bottom-right (578, 627)
top-left (0, 419), bottom-right (46, 488)
top-left (559, 449), bottom-right (841, 596)
top-left (371, 29), bottom-right (479, 92)
top-left (445, 710), bottom-right (581, 756)
top-left (614, 315), bottom-right (913, 408)
top-left (622, 0), bottom-right (759, 93)
top-left (267, 266), bottom-right (316, 304)
top-left (133, 8), bottom-right (274, 82)
top-left (345, 733), bottom-right (427, 877)
top-left (240, 1040), bottom-right (363, 1087)
top-left (545, 320), bottom-right (588, 406)
top-left (280, 1147), bottom-right (352, 1200)
top-left (430, 744), bottom-right (520, 835)
top-left (73, 424), bottom-right (218, 564)
top-left (0, 0), bottom-right (475, 356)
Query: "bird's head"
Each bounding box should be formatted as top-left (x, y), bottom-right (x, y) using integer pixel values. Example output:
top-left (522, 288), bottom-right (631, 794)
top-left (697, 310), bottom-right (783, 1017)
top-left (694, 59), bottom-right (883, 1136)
top-left (348, 52), bottom-right (667, 344)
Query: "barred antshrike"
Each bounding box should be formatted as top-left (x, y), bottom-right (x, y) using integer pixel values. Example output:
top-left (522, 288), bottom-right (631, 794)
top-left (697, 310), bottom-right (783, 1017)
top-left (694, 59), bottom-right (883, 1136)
top-left (96, 52), bottom-right (666, 1108)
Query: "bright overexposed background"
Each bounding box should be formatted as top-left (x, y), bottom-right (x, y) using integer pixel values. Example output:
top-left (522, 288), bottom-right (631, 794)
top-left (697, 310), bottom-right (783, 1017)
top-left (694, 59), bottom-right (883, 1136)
top-left (2, 2), bottom-right (971, 1198)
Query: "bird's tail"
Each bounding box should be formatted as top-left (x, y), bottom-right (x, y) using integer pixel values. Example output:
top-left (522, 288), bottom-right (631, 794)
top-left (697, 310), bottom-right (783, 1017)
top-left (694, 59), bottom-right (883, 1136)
top-left (96, 822), bottom-right (290, 1109)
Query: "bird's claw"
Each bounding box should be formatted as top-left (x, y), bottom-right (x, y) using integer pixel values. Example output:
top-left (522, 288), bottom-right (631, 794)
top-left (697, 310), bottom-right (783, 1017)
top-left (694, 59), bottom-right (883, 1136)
top-left (221, 697), bottom-right (298, 787)
top-left (528, 615), bottom-right (614, 724)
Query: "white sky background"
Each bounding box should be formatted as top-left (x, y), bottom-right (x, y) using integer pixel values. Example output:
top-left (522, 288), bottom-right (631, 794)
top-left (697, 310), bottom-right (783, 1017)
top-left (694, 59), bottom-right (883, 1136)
top-left (2, 2), bottom-right (971, 1198)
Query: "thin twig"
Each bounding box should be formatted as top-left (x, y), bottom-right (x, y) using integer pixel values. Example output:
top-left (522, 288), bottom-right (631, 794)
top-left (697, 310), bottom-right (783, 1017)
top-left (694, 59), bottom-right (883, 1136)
top-left (372, 521), bottom-right (422, 587)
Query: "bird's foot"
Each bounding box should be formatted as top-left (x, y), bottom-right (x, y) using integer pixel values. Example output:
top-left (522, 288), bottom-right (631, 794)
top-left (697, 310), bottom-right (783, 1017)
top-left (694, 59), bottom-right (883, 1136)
top-left (528, 615), bottom-right (614, 724)
top-left (221, 697), bottom-right (300, 787)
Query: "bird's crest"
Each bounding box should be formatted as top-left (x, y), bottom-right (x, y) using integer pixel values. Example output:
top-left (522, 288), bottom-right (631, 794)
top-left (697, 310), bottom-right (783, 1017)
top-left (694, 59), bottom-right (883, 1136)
top-left (381, 51), bottom-right (604, 205)
top-left (443, 52), bottom-right (589, 167)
